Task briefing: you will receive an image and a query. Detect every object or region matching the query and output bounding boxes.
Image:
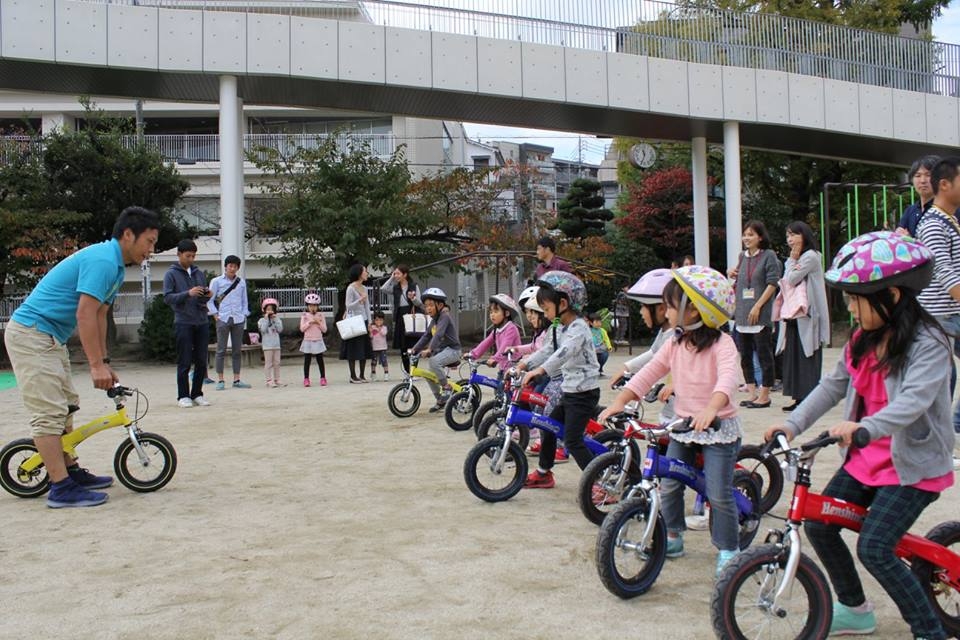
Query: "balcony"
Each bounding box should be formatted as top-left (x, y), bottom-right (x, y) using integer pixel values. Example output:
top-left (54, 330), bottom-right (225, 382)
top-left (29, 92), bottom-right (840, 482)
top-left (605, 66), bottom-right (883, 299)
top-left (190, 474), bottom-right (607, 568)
top-left (0, 133), bottom-right (398, 165)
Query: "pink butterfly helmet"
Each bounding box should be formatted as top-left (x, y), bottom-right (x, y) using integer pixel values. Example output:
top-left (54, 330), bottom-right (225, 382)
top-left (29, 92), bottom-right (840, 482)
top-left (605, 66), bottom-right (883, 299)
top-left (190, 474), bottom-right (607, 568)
top-left (825, 230), bottom-right (933, 294)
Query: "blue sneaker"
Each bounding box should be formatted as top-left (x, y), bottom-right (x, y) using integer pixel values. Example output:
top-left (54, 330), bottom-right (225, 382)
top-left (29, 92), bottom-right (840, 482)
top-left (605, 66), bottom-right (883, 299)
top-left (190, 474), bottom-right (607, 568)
top-left (232, 380), bottom-right (251, 389)
top-left (716, 549), bottom-right (739, 577)
top-left (47, 478), bottom-right (108, 508)
top-left (67, 466), bottom-right (114, 489)
top-left (666, 535), bottom-right (684, 558)
top-left (829, 602), bottom-right (876, 636)
top-left (215, 380), bottom-right (226, 391)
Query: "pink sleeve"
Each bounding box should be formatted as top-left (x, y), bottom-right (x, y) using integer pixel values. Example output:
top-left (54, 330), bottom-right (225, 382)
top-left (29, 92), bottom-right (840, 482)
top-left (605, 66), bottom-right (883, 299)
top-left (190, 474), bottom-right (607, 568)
top-left (625, 340), bottom-right (673, 398)
top-left (319, 315), bottom-right (327, 332)
top-left (711, 334), bottom-right (740, 402)
top-left (299, 313), bottom-right (311, 332)
top-left (492, 323), bottom-right (522, 369)
top-left (470, 331), bottom-right (495, 360)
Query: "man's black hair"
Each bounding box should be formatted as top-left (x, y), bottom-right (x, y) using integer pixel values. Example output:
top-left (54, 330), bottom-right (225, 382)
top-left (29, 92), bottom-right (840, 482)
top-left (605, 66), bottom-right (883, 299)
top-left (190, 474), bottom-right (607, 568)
top-left (177, 239), bottom-right (198, 253)
top-left (111, 206), bottom-right (161, 240)
top-left (224, 254), bottom-right (241, 267)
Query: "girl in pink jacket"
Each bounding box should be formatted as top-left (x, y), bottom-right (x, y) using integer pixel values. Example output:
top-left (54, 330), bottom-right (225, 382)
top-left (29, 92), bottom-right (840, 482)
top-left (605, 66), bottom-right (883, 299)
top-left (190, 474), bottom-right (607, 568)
top-left (468, 294), bottom-right (522, 370)
top-left (300, 293), bottom-right (328, 387)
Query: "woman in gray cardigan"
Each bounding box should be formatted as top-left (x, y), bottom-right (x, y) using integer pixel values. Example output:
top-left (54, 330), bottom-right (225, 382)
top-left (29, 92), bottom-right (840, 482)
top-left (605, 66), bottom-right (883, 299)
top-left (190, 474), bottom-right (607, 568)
top-left (730, 220), bottom-right (781, 408)
top-left (777, 221), bottom-right (831, 411)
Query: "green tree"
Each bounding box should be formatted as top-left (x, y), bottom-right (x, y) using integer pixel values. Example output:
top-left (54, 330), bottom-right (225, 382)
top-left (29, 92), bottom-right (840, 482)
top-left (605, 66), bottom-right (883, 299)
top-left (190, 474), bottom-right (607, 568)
top-left (252, 136), bottom-right (504, 286)
top-left (555, 178), bottom-right (614, 240)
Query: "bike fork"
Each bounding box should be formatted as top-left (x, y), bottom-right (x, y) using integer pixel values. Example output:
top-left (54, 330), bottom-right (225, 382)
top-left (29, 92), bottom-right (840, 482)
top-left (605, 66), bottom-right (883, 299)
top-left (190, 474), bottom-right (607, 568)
top-left (769, 528), bottom-right (803, 616)
top-left (639, 483), bottom-right (661, 549)
top-left (489, 428), bottom-right (514, 473)
top-left (126, 426), bottom-right (152, 467)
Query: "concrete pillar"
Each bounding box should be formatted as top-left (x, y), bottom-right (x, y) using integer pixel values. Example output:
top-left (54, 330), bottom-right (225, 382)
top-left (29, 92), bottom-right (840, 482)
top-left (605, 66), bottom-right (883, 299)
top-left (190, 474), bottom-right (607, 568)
top-left (218, 75), bottom-right (242, 266)
top-left (723, 121), bottom-right (743, 273)
top-left (234, 94), bottom-right (245, 270)
top-left (691, 136), bottom-right (709, 266)
top-left (41, 113), bottom-right (76, 134)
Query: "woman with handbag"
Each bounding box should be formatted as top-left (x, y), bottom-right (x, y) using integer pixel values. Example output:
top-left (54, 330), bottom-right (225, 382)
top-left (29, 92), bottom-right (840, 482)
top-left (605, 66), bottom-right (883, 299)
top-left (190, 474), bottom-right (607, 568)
top-left (380, 264), bottom-right (423, 373)
top-left (342, 263), bottom-right (373, 383)
top-left (777, 221), bottom-right (830, 411)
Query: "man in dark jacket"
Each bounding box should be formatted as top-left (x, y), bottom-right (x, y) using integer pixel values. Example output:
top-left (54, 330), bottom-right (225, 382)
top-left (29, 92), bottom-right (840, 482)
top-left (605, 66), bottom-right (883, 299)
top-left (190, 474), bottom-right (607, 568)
top-left (163, 239), bottom-right (212, 408)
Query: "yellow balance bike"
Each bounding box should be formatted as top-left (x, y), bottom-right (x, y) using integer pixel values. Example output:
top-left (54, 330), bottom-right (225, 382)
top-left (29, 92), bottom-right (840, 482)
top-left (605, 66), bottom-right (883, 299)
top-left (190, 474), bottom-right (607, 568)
top-left (387, 354), bottom-right (476, 418)
top-left (0, 385), bottom-right (177, 498)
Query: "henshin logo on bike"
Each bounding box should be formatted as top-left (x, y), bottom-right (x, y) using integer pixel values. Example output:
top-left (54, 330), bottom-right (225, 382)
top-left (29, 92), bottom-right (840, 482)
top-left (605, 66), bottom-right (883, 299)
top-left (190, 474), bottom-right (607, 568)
top-left (820, 501), bottom-right (865, 524)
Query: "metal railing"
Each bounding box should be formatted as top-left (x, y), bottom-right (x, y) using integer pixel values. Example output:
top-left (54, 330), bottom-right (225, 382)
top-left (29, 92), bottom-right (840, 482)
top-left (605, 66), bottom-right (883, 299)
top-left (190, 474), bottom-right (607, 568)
top-left (0, 133), bottom-right (397, 165)
top-left (74, 0), bottom-right (960, 96)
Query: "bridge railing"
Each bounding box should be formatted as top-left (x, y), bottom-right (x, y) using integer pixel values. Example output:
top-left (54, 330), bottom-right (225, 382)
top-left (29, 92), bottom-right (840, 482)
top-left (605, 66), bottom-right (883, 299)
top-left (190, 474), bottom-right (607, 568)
top-left (75, 0), bottom-right (960, 97)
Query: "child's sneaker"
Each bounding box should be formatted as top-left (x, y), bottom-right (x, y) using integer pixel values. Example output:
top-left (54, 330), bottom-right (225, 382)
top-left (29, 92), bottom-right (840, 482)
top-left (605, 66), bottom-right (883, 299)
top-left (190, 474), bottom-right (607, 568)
top-left (67, 465), bottom-right (114, 489)
top-left (383, 373), bottom-right (389, 381)
top-left (215, 380), bottom-right (226, 391)
top-left (526, 441), bottom-right (542, 456)
top-left (554, 448), bottom-right (569, 463)
top-left (303, 378), bottom-right (311, 387)
top-left (46, 478), bottom-right (108, 508)
top-left (524, 470), bottom-right (555, 489)
top-left (233, 380), bottom-right (251, 389)
top-left (685, 511), bottom-right (710, 531)
top-left (320, 377), bottom-right (327, 387)
top-left (716, 549), bottom-right (739, 577)
top-left (829, 602), bottom-right (876, 636)
top-left (665, 534), bottom-right (684, 558)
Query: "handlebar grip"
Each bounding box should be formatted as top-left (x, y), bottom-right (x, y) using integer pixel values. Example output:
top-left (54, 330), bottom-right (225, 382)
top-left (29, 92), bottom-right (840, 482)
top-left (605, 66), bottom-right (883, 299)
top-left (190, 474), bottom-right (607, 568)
top-left (851, 427), bottom-right (871, 449)
top-left (107, 385), bottom-right (128, 398)
top-left (670, 416), bottom-right (719, 434)
top-left (760, 430), bottom-right (787, 457)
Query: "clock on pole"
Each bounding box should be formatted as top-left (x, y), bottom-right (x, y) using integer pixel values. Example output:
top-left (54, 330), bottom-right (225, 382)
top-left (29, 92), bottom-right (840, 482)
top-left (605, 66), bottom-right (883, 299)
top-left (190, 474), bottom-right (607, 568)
top-left (629, 143), bottom-right (657, 169)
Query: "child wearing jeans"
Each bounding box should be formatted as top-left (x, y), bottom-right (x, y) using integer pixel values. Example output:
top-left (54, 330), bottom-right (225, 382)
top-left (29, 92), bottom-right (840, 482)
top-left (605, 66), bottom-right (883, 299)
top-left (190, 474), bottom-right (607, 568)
top-left (369, 311), bottom-right (390, 381)
top-left (766, 231), bottom-right (954, 640)
top-left (258, 298), bottom-right (284, 387)
top-left (518, 271), bottom-right (600, 486)
top-left (599, 265), bottom-right (742, 576)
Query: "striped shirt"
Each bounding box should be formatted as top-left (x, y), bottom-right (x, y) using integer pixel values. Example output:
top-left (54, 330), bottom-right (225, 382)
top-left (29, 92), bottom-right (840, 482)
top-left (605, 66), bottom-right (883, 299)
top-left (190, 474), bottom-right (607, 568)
top-left (917, 205), bottom-right (960, 317)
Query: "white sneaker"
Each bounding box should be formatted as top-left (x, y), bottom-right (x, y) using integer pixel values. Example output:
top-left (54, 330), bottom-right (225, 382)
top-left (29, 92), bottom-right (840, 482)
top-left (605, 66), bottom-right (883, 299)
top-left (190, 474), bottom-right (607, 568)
top-left (193, 396), bottom-right (211, 407)
top-left (384, 373), bottom-right (389, 381)
top-left (953, 455), bottom-right (960, 470)
top-left (177, 397), bottom-right (193, 408)
top-left (685, 513), bottom-right (710, 531)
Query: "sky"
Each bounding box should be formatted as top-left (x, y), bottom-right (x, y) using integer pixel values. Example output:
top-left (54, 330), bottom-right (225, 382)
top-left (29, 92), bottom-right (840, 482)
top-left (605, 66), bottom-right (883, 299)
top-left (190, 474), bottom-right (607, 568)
top-left (462, 7), bottom-right (960, 167)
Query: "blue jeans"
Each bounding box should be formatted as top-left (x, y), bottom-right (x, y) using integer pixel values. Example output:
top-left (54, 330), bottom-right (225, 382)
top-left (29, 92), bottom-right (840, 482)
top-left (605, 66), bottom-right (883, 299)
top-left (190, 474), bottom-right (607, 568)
top-left (660, 436), bottom-right (741, 552)
top-left (933, 314), bottom-right (960, 434)
top-left (175, 322), bottom-right (209, 400)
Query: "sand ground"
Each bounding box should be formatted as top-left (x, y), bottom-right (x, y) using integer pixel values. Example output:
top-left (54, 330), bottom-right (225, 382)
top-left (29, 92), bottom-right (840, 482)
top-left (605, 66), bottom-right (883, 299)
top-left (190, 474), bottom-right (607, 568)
top-left (0, 349), bottom-right (956, 639)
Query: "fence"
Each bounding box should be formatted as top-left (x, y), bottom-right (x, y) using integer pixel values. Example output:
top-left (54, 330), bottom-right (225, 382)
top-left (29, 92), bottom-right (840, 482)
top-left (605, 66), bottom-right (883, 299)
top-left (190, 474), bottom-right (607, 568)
top-left (74, 0), bottom-right (960, 97)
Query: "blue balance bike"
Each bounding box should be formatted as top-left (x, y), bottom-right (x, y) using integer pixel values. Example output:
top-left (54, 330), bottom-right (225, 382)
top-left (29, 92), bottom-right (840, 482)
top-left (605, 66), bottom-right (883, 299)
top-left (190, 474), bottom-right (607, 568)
top-left (463, 372), bottom-right (613, 502)
top-left (444, 356), bottom-right (501, 432)
top-left (594, 417), bottom-right (761, 599)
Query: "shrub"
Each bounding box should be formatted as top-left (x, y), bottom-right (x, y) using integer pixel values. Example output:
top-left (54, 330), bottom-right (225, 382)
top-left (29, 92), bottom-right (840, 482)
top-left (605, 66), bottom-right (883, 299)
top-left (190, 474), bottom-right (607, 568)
top-left (139, 294), bottom-right (177, 362)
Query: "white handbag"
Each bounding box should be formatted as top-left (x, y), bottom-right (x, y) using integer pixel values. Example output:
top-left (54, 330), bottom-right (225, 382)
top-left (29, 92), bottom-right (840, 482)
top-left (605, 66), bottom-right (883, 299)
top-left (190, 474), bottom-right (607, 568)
top-left (403, 313), bottom-right (428, 335)
top-left (336, 314), bottom-right (367, 340)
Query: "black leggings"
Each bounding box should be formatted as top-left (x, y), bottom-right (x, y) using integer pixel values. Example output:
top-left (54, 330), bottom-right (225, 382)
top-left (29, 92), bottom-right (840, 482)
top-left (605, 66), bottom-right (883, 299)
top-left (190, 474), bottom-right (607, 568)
top-left (303, 354), bottom-right (326, 379)
top-left (739, 327), bottom-right (775, 388)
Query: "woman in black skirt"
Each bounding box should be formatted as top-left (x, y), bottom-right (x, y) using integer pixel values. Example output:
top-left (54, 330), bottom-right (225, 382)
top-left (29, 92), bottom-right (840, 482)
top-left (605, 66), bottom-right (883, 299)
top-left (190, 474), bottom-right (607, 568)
top-left (777, 221), bottom-right (830, 411)
top-left (342, 264), bottom-right (373, 383)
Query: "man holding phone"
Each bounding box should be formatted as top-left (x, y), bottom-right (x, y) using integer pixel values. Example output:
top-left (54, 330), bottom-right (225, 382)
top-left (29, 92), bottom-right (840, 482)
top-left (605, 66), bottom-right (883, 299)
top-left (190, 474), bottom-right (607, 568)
top-left (163, 239), bottom-right (212, 408)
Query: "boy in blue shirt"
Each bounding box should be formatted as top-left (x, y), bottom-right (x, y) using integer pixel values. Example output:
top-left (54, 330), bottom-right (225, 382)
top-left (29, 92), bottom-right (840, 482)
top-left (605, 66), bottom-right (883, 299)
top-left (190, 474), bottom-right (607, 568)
top-left (4, 207), bottom-right (160, 508)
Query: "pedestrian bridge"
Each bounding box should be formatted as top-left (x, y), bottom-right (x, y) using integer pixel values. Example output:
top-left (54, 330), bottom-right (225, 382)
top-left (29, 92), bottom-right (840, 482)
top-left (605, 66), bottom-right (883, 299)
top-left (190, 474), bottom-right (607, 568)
top-left (0, 0), bottom-right (957, 165)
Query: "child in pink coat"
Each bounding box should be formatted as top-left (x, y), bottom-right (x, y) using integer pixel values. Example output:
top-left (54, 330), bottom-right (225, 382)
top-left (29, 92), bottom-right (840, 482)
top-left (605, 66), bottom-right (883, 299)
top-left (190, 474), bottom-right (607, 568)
top-left (468, 294), bottom-right (522, 370)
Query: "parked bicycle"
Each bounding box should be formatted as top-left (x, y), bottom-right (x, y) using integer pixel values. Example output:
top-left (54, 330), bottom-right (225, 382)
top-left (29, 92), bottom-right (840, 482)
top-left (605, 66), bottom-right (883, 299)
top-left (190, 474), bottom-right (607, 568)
top-left (386, 355), bottom-right (474, 418)
top-left (710, 429), bottom-right (960, 639)
top-left (0, 385), bottom-right (177, 497)
top-left (594, 417), bottom-right (761, 599)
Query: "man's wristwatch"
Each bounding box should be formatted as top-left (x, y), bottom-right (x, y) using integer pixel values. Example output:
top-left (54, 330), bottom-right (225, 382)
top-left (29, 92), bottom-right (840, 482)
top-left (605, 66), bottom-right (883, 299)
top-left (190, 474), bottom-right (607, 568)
top-left (99, 358), bottom-right (111, 365)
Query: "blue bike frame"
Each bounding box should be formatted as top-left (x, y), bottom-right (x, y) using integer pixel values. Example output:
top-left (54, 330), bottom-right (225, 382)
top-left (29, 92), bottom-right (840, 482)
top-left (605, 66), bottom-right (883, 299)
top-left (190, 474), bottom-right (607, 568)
top-left (504, 404), bottom-right (608, 457)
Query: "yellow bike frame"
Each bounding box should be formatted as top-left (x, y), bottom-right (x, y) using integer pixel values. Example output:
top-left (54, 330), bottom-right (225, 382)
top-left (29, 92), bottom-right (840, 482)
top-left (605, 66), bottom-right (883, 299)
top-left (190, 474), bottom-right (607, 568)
top-left (17, 405), bottom-right (131, 475)
top-left (407, 361), bottom-right (464, 392)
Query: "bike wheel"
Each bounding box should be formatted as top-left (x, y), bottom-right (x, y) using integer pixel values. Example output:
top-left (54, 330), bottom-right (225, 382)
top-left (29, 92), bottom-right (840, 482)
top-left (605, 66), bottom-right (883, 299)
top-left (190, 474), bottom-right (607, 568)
top-left (463, 436), bottom-right (527, 502)
top-left (595, 494), bottom-right (668, 598)
top-left (912, 520), bottom-right (960, 637)
top-left (578, 450), bottom-right (633, 526)
top-left (114, 432), bottom-right (178, 492)
top-left (443, 389), bottom-right (479, 432)
top-left (0, 438), bottom-right (49, 498)
top-left (591, 428), bottom-right (626, 449)
top-left (711, 544), bottom-right (832, 640)
top-left (472, 400), bottom-right (498, 435)
top-left (714, 469), bottom-right (762, 550)
top-left (736, 444), bottom-right (784, 514)
top-left (474, 413), bottom-right (530, 451)
top-left (387, 383), bottom-right (420, 418)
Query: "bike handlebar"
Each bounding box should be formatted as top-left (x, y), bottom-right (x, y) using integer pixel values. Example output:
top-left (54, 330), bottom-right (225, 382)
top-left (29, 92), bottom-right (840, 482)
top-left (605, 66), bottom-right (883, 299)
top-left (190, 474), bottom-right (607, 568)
top-left (107, 385), bottom-right (133, 398)
top-left (761, 426), bottom-right (872, 458)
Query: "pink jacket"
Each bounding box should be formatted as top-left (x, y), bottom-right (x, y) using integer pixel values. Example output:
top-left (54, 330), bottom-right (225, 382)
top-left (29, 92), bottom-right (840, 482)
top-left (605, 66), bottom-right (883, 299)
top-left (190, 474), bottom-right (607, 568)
top-left (512, 329), bottom-right (547, 359)
top-left (469, 321), bottom-right (522, 370)
top-left (299, 311), bottom-right (327, 341)
top-left (626, 332), bottom-right (740, 419)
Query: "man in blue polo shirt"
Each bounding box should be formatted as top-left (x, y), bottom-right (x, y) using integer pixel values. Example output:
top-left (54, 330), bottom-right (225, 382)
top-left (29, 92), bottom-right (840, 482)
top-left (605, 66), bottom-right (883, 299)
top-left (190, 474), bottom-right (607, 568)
top-left (4, 206), bottom-right (160, 508)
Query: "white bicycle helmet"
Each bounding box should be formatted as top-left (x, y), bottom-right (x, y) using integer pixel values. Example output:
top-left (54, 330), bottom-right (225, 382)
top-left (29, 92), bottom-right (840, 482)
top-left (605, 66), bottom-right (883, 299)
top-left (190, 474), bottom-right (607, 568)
top-left (304, 292), bottom-right (321, 306)
top-left (421, 287), bottom-right (447, 304)
top-left (627, 268), bottom-right (673, 304)
top-left (518, 285), bottom-right (543, 313)
top-left (489, 293), bottom-right (520, 319)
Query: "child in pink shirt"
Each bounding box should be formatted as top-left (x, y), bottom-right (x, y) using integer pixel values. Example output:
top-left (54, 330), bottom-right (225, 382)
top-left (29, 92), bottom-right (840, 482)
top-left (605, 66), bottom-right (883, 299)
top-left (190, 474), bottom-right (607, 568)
top-left (469, 294), bottom-right (522, 370)
top-left (299, 294), bottom-right (327, 387)
top-left (369, 311), bottom-right (390, 381)
top-left (599, 266), bottom-right (742, 576)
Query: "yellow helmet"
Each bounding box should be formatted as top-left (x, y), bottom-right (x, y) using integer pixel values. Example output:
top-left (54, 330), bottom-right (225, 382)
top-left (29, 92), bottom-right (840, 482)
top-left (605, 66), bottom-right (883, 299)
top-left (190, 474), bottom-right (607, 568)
top-left (671, 265), bottom-right (735, 330)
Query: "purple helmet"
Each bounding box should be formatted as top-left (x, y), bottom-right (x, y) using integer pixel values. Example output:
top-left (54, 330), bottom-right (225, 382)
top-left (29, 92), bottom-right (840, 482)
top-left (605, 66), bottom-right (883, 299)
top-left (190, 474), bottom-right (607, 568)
top-left (537, 270), bottom-right (587, 313)
top-left (627, 268), bottom-right (673, 304)
top-left (825, 230), bottom-right (933, 294)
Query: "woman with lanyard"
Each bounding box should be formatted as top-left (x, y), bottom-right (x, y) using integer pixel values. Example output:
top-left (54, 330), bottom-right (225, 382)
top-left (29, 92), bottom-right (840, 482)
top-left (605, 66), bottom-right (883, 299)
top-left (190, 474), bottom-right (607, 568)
top-left (729, 220), bottom-right (782, 409)
top-left (380, 264), bottom-right (423, 373)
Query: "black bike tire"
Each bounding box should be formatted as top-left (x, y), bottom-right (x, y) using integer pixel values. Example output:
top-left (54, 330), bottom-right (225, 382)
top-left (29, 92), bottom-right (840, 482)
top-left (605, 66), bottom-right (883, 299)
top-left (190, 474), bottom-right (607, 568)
top-left (595, 494), bottom-right (668, 599)
top-left (911, 520), bottom-right (960, 637)
top-left (113, 432), bottom-right (178, 493)
top-left (577, 450), bottom-right (631, 526)
top-left (443, 389), bottom-right (480, 432)
top-left (0, 438), bottom-right (49, 498)
top-left (387, 383), bottom-right (421, 418)
top-left (474, 412), bottom-right (530, 451)
top-left (463, 436), bottom-right (527, 502)
top-left (736, 443), bottom-right (785, 514)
